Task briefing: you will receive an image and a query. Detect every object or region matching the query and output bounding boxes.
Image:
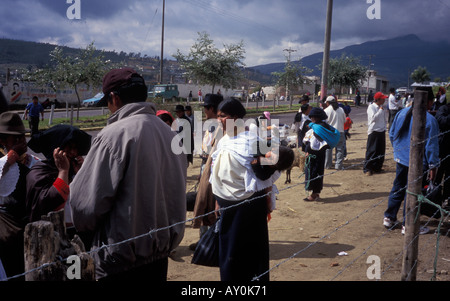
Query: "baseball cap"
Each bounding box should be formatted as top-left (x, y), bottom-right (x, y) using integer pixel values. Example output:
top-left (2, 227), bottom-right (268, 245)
top-left (325, 96), bottom-right (336, 102)
top-left (97, 68), bottom-right (146, 107)
top-left (374, 92), bottom-right (388, 99)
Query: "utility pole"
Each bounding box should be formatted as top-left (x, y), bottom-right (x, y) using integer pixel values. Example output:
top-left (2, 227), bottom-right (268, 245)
top-left (160, 0), bottom-right (165, 84)
top-left (401, 89), bottom-right (428, 281)
top-left (283, 47), bottom-right (297, 109)
top-left (365, 54), bottom-right (375, 103)
top-left (320, 0), bottom-right (333, 104)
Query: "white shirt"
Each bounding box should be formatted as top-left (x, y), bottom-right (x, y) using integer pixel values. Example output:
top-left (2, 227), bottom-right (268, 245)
top-left (210, 131), bottom-right (280, 201)
top-left (388, 94), bottom-right (400, 110)
top-left (324, 106), bottom-right (345, 133)
top-left (367, 102), bottom-right (387, 134)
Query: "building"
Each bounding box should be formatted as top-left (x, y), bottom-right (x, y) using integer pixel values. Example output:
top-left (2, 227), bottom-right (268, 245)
top-left (360, 70), bottom-right (389, 94)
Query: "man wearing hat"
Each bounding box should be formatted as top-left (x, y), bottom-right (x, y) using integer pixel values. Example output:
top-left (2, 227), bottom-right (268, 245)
top-left (190, 93), bottom-right (223, 251)
top-left (323, 96), bottom-right (346, 170)
top-left (70, 68), bottom-right (187, 281)
top-left (0, 112), bottom-right (39, 279)
top-left (364, 92), bottom-right (388, 176)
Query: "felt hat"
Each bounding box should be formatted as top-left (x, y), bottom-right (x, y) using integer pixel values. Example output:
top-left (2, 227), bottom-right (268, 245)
top-left (308, 107), bottom-right (328, 121)
top-left (201, 94), bottom-right (224, 107)
top-left (0, 112), bottom-right (29, 135)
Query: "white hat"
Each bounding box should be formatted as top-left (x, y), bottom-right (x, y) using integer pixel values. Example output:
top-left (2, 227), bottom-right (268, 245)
top-left (326, 96), bottom-right (336, 102)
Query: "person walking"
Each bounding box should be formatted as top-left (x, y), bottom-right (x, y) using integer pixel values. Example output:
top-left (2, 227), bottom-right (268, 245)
top-left (70, 68), bottom-right (187, 281)
top-left (323, 96), bottom-right (346, 170)
top-left (388, 88), bottom-right (401, 129)
top-left (24, 96), bottom-right (44, 135)
top-left (383, 86), bottom-right (440, 233)
top-left (364, 92), bottom-right (388, 176)
top-left (198, 89), bottom-right (203, 102)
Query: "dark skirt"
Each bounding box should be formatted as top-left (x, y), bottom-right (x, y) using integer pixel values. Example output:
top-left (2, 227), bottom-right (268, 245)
top-left (364, 131), bottom-right (386, 173)
top-left (215, 191), bottom-right (269, 281)
top-left (305, 148), bottom-right (326, 194)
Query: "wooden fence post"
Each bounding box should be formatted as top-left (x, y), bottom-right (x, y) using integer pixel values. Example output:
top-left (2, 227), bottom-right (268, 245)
top-left (24, 209), bottom-right (95, 281)
top-left (401, 89), bottom-right (428, 281)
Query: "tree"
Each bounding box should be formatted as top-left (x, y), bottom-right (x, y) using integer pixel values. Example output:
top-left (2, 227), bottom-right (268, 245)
top-left (318, 53), bottom-right (367, 97)
top-left (411, 66), bottom-right (431, 83)
top-left (272, 58), bottom-right (311, 109)
top-left (174, 32), bottom-right (246, 93)
top-left (23, 42), bottom-right (114, 119)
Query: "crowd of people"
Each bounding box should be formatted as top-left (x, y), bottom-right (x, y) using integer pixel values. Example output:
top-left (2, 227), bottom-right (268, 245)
top-left (0, 68), bottom-right (449, 282)
top-left (0, 67), bottom-right (294, 282)
top-left (294, 86), bottom-right (449, 236)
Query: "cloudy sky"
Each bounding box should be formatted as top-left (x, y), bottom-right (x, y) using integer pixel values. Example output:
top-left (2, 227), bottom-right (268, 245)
top-left (1, 0), bottom-right (449, 66)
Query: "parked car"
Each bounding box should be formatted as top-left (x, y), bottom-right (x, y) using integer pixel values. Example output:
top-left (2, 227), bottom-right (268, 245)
top-left (82, 92), bottom-right (104, 107)
top-left (232, 91), bottom-right (246, 101)
top-left (148, 84), bottom-right (179, 101)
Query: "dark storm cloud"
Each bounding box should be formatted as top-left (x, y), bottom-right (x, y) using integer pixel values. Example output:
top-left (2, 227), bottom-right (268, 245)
top-left (0, 0), bottom-right (449, 65)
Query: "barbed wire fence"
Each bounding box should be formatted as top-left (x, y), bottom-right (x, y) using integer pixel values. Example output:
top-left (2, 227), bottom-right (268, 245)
top-left (3, 127), bottom-right (450, 281)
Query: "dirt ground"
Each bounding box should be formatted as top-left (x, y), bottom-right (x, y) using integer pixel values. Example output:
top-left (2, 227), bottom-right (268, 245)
top-left (167, 116), bottom-right (450, 282)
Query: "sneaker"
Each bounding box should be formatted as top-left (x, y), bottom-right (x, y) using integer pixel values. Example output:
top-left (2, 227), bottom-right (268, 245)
top-left (383, 217), bottom-right (394, 228)
top-left (365, 171), bottom-right (373, 176)
top-left (401, 225), bottom-right (429, 235)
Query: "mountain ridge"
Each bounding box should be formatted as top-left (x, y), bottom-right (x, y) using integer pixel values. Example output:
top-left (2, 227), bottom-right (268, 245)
top-left (250, 34), bottom-right (450, 87)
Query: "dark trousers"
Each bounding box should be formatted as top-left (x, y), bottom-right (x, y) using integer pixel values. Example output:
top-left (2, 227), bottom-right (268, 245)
top-left (384, 163), bottom-right (428, 223)
top-left (364, 131), bottom-right (385, 173)
top-left (389, 109), bottom-right (399, 128)
top-left (98, 257), bottom-right (168, 281)
top-left (384, 163), bottom-right (408, 223)
top-left (436, 154), bottom-right (450, 200)
top-left (28, 116), bottom-right (40, 135)
top-left (306, 148), bottom-right (326, 194)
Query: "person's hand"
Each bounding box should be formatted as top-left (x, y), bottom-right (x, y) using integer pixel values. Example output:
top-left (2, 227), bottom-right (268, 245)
top-left (53, 147), bottom-right (70, 172)
top-left (429, 167), bottom-right (437, 182)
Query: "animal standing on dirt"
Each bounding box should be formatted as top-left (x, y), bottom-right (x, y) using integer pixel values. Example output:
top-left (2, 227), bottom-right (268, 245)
top-left (285, 147), bottom-right (306, 184)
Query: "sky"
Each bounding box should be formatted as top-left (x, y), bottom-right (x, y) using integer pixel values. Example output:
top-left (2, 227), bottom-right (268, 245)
top-left (1, 0), bottom-right (449, 67)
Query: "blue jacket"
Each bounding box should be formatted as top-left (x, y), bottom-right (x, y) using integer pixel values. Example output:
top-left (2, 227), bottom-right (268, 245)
top-left (389, 107), bottom-right (440, 168)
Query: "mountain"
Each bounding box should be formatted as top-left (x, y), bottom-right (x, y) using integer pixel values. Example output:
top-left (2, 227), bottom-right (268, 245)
top-left (250, 34), bottom-right (450, 87)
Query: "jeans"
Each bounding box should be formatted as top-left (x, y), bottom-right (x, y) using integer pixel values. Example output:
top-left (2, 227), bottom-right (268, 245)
top-left (325, 132), bottom-right (346, 170)
top-left (384, 163), bottom-right (427, 223)
top-left (384, 163), bottom-right (408, 223)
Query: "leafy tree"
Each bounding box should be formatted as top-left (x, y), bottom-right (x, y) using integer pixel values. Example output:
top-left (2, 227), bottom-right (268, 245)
top-left (411, 66), bottom-right (431, 83)
top-left (23, 42), bottom-right (114, 119)
top-left (174, 32), bottom-right (246, 93)
top-left (318, 53), bottom-right (367, 97)
top-left (272, 58), bottom-right (311, 109)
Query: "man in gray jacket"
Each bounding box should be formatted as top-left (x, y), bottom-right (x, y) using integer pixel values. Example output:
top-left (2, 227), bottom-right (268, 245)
top-left (70, 68), bottom-right (187, 280)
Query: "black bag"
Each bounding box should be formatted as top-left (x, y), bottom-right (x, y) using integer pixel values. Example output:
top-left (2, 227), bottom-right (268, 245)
top-left (420, 182), bottom-right (443, 218)
top-left (191, 218), bottom-right (220, 267)
top-left (186, 191), bottom-right (197, 212)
